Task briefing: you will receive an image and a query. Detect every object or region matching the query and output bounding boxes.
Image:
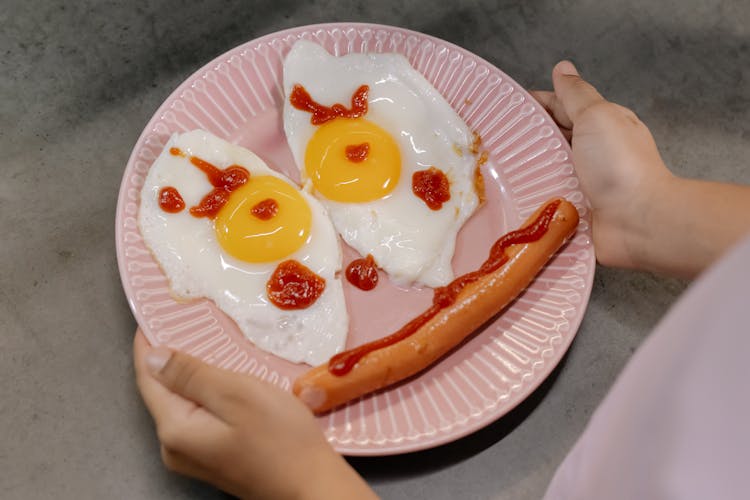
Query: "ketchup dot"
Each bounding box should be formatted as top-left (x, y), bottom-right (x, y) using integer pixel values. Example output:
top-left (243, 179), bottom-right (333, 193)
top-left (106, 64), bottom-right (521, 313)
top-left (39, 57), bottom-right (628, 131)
top-left (251, 198), bottom-right (279, 221)
top-left (158, 187), bottom-right (185, 213)
top-left (266, 260), bottom-right (326, 310)
top-left (412, 167), bottom-right (451, 210)
top-left (345, 143), bottom-right (370, 163)
top-left (345, 254), bottom-right (379, 290)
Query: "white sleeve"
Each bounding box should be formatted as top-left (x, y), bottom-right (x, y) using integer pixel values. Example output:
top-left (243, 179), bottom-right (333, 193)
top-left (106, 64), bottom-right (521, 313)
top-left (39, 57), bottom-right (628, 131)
top-left (544, 235), bottom-right (750, 500)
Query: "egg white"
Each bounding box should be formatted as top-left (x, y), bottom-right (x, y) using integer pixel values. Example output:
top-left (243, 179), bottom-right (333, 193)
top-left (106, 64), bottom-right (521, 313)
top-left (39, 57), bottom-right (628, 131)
top-left (138, 130), bottom-right (348, 365)
top-left (282, 40), bottom-right (480, 288)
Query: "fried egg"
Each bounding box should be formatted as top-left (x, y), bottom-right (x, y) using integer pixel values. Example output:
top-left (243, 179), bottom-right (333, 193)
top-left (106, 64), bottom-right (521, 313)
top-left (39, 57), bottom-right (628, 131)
top-left (282, 40), bottom-right (480, 288)
top-left (138, 130), bottom-right (347, 365)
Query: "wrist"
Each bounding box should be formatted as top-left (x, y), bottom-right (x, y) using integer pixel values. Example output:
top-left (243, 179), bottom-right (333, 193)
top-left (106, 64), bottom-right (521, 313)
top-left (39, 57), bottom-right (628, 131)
top-left (620, 169), bottom-right (678, 272)
top-left (628, 176), bottom-right (750, 277)
top-left (292, 447), bottom-right (377, 500)
top-left (589, 159), bottom-right (675, 271)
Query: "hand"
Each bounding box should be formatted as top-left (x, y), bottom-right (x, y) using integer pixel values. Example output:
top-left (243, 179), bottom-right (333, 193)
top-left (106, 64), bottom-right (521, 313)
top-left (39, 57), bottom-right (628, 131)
top-left (531, 60), bottom-right (673, 270)
top-left (133, 329), bottom-right (376, 499)
top-left (532, 61), bottom-right (750, 277)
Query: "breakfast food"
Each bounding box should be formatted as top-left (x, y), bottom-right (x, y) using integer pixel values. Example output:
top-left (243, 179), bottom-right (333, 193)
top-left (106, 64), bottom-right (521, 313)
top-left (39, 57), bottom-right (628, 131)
top-left (293, 198), bottom-right (579, 413)
top-left (138, 130), bottom-right (348, 365)
top-left (282, 40), bottom-right (482, 288)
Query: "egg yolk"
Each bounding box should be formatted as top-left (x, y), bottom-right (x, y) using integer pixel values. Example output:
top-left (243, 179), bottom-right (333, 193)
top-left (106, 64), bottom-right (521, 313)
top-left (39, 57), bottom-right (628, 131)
top-left (214, 176), bottom-right (311, 263)
top-left (304, 118), bottom-right (401, 202)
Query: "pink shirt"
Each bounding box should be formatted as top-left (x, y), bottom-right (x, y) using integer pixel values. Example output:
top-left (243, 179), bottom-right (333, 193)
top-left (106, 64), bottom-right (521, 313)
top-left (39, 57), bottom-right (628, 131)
top-left (544, 235), bottom-right (750, 499)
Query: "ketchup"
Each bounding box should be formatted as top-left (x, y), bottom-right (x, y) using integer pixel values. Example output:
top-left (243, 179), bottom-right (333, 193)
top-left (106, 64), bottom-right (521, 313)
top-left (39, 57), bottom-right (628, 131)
top-left (290, 84), bottom-right (369, 125)
top-left (158, 187), bottom-right (185, 213)
top-left (328, 199), bottom-right (562, 376)
top-left (187, 191), bottom-right (227, 218)
top-left (188, 157), bottom-right (248, 191)
top-left (345, 143), bottom-right (370, 163)
top-left (412, 167), bottom-right (451, 210)
top-left (251, 198), bottom-right (279, 221)
top-left (163, 147), bottom-right (250, 219)
top-left (266, 260), bottom-right (326, 310)
top-left (345, 254), bottom-right (379, 291)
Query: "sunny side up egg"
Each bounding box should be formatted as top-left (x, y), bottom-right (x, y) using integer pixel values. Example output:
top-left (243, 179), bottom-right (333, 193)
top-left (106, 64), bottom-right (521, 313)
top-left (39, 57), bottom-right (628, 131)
top-left (282, 40), bottom-right (481, 288)
top-left (138, 130), bottom-right (348, 365)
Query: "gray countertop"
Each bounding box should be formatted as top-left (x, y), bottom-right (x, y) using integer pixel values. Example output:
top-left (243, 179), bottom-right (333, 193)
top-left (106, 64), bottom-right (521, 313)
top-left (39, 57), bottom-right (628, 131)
top-left (2, 1), bottom-right (748, 498)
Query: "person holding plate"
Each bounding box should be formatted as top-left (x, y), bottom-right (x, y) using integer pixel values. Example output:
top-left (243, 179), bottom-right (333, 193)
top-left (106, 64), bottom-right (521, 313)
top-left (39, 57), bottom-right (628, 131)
top-left (133, 61), bottom-right (750, 499)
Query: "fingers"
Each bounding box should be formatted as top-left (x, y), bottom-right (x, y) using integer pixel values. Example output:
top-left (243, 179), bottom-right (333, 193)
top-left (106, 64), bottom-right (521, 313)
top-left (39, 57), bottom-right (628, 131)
top-left (134, 329), bottom-right (271, 425)
top-left (530, 90), bottom-right (573, 138)
top-left (531, 89), bottom-right (573, 142)
top-left (528, 90), bottom-right (555, 115)
top-left (134, 330), bottom-right (199, 426)
top-left (551, 60), bottom-right (606, 125)
top-left (140, 341), bottom-right (244, 421)
top-left (134, 330), bottom-right (232, 459)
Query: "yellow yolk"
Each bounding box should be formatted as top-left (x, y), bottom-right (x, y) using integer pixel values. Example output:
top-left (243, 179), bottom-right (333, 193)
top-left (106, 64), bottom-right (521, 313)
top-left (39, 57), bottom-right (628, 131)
top-left (304, 118), bottom-right (401, 202)
top-left (214, 175), bottom-right (311, 263)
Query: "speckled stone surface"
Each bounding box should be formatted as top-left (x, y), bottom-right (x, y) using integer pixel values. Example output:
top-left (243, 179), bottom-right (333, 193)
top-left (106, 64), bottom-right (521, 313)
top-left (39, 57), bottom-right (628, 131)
top-left (1, 1), bottom-right (748, 498)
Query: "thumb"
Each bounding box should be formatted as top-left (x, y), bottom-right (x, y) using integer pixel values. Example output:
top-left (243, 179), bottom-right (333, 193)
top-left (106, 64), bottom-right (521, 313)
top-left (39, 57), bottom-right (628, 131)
top-left (145, 347), bottom-right (242, 419)
top-left (552, 60), bottom-right (606, 125)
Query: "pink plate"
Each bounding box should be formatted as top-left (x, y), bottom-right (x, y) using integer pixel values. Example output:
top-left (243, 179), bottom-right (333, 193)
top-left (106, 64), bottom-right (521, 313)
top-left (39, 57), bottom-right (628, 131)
top-left (116, 23), bottom-right (594, 456)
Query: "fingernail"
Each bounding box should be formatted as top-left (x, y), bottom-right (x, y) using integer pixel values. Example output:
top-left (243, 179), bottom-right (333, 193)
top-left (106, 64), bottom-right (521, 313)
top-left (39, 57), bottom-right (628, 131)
top-left (146, 347), bottom-right (173, 374)
top-left (556, 60), bottom-right (579, 76)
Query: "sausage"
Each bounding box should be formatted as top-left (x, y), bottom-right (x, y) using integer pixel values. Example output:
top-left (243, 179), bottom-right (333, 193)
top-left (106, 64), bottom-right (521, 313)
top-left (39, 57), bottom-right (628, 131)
top-left (293, 198), bottom-right (580, 413)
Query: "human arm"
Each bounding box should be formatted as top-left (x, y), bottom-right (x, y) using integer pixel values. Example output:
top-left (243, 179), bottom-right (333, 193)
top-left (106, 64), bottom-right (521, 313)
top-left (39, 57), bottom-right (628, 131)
top-left (626, 177), bottom-right (750, 278)
top-left (532, 61), bottom-right (750, 278)
top-left (133, 330), bottom-right (377, 500)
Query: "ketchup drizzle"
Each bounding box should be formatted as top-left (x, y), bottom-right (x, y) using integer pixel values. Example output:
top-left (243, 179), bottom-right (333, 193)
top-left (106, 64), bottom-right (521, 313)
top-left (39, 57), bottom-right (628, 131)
top-left (163, 147), bottom-right (250, 219)
top-left (289, 84), bottom-right (369, 125)
top-left (328, 199), bottom-right (562, 376)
